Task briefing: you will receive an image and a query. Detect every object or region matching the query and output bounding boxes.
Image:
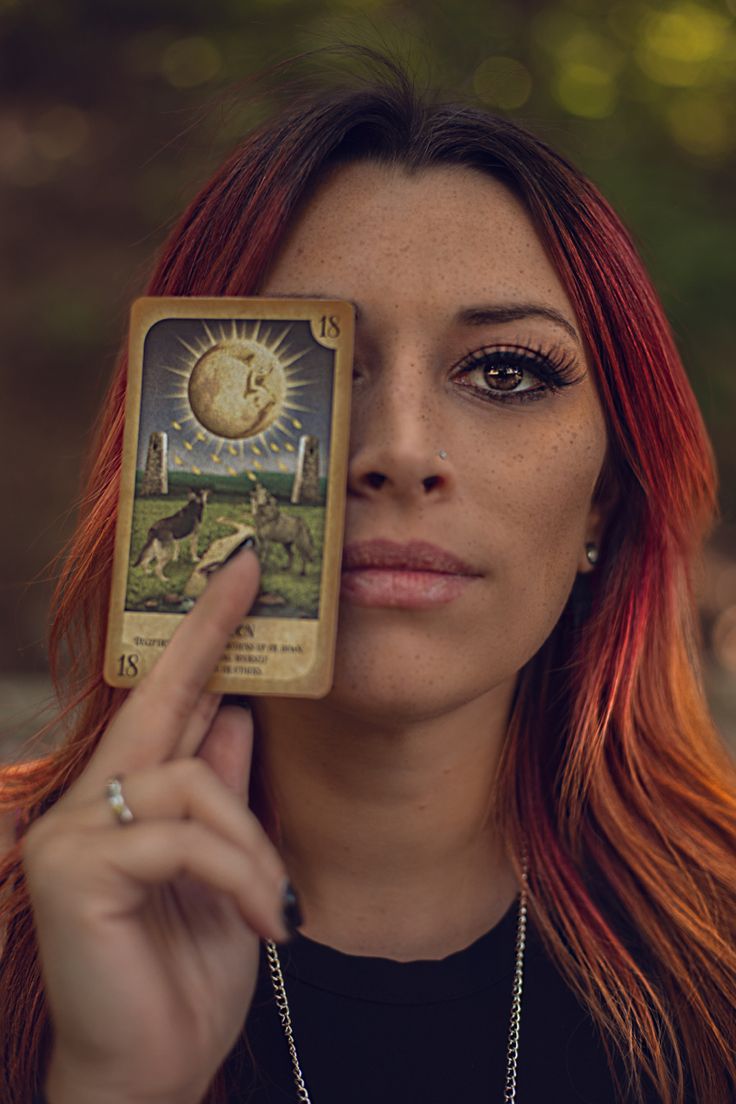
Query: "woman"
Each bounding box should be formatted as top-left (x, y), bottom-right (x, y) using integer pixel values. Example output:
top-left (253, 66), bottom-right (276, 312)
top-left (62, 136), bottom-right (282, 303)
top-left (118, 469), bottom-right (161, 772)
top-left (1, 53), bottom-right (735, 1104)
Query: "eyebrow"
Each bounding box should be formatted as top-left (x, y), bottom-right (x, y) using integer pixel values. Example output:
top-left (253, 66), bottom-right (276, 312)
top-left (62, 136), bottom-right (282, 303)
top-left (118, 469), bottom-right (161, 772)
top-left (265, 292), bottom-right (580, 345)
top-left (457, 304), bottom-right (580, 345)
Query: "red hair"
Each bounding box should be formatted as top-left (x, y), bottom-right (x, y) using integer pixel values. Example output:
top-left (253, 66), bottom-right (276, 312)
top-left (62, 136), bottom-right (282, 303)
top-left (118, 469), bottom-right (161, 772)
top-left (2, 52), bottom-right (735, 1104)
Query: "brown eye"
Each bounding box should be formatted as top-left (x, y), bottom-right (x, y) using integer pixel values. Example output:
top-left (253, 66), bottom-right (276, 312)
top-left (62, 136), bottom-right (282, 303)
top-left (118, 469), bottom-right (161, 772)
top-left (484, 364), bottom-right (524, 392)
top-left (452, 344), bottom-right (584, 406)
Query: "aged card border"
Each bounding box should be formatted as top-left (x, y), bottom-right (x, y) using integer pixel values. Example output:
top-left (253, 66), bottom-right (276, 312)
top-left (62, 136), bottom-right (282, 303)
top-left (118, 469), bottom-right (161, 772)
top-left (104, 296), bottom-right (354, 697)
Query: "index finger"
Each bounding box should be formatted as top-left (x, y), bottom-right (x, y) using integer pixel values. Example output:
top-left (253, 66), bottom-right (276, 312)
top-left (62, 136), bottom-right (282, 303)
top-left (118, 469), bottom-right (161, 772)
top-left (92, 547), bottom-right (260, 778)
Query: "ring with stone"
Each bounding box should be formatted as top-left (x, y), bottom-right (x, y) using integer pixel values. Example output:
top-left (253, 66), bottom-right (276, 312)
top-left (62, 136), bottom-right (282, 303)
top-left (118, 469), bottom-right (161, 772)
top-left (105, 776), bottom-right (135, 825)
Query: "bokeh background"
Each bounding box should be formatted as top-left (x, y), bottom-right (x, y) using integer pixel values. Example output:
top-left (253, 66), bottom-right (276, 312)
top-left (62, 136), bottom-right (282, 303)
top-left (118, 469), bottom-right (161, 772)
top-left (1, 0), bottom-right (735, 760)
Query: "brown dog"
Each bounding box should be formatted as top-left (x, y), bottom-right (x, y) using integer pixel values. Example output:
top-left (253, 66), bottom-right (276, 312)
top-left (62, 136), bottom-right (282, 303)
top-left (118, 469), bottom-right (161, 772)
top-left (134, 488), bottom-right (210, 582)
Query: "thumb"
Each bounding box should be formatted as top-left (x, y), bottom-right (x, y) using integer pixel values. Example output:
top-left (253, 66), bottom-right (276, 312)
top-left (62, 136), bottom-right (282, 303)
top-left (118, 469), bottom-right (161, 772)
top-left (196, 701), bottom-right (254, 801)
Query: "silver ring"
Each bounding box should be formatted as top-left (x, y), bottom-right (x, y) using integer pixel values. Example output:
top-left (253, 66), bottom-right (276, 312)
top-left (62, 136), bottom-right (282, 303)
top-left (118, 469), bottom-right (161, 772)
top-left (105, 776), bottom-right (135, 825)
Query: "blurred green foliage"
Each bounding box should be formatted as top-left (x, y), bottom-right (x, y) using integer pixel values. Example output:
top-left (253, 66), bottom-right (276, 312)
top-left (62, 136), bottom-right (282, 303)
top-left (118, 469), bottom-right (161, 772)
top-left (0, 0), bottom-right (734, 672)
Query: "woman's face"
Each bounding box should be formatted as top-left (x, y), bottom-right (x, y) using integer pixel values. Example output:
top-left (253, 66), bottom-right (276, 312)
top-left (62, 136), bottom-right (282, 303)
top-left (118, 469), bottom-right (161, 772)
top-left (261, 162), bottom-right (608, 721)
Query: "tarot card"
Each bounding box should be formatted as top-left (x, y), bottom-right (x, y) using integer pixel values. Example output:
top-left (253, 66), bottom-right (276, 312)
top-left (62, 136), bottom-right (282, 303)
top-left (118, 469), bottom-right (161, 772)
top-left (104, 296), bottom-right (354, 697)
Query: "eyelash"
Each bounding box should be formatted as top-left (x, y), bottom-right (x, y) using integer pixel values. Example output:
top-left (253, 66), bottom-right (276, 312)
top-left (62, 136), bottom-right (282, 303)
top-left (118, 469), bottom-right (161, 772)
top-left (452, 344), bottom-right (583, 405)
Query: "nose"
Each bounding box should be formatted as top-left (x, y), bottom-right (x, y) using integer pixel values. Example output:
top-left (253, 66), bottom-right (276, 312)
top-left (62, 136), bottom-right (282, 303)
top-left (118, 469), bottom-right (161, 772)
top-left (346, 358), bottom-right (454, 504)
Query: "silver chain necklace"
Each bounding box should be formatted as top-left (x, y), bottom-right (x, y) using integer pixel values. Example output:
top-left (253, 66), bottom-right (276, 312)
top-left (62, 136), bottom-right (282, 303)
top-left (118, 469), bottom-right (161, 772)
top-left (264, 848), bottom-right (529, 1103)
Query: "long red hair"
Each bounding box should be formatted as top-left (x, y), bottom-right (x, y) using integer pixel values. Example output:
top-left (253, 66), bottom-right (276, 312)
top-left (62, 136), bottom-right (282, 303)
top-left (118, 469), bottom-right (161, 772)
top-left (2, 51), bottom-right (735, 1104)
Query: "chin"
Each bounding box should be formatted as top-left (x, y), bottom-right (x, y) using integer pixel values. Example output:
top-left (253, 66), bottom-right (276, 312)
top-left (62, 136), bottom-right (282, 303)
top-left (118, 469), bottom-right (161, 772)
top-left (322, 609), bottom-right (509, 726)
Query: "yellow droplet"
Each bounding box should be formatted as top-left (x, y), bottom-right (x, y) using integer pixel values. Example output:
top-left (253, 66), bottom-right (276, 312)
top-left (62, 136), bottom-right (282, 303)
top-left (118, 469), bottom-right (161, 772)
top-left (246, 471), bottom-right (257, 481)
top-left (227, 445), bottom-right (237, 455)
top-left (195, 431), bottom-right (206, 442)
top-left (252, 445), bottom-right (263, 455)
top-left (192, 466), bottom-right (201, 475)
top-left (291, 419), bottom-right (302, 429)
top-left (184, 441), bottom-right (193, 451)
top-left (278, 461), bottom-right (288, 472)
top-left (226, 466), bottom-right (237, 476)
top-left (253, 461), bottom-right (262, 470)
top-left (211, 453), bottom-right (221, 463)
top-left (285, 442), bottom-right (295, 452)
top-left (171, 420), bottom-right (182, 430)
top-left (174, 455), bottom-right (183, 466)
top-left (270, 443), bottom-right (279, 452)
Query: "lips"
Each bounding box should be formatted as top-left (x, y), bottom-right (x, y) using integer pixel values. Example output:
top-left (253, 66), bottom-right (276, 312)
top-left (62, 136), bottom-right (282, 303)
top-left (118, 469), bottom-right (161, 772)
top-left (341, 539), bottom-right (477, 575)
top-left (340, 540), bottom-right (480, 609)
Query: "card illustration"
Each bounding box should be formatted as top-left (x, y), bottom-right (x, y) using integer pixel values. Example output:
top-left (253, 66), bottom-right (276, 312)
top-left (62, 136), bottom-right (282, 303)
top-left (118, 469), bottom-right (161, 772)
top-left (126, 315), bottom-right (333, 619)
top-left (104, 298), bottom-right (353, 697)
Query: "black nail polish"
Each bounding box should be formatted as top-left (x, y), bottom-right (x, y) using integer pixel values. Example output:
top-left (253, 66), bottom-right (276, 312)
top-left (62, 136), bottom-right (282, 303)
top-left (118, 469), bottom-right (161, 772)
top-left (281, 881), bottom-right (304, 938)
top-left (222, 693), bottom-right (251, 711)
top-left (220, 536), bottom-right (257, 569)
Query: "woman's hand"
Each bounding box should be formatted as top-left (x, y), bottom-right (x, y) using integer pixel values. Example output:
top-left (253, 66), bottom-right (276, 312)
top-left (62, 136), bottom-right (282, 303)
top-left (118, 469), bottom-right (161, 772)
top-left (22, 547), bottom-right (290, 1104)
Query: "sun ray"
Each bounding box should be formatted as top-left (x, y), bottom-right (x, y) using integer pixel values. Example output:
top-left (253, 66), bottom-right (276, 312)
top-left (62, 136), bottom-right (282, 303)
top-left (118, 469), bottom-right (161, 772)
top-left (270, 326), bottom-right (292, 354)
top-left (280, 348), bottom-right (310, 369)
top-left (177, 337), bottom-right (202, 358)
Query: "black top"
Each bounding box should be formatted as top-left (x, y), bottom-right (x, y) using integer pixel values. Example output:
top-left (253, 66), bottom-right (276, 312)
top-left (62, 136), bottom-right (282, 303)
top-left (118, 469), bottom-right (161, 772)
top-left (222, 897), bottom-right (662, 1104)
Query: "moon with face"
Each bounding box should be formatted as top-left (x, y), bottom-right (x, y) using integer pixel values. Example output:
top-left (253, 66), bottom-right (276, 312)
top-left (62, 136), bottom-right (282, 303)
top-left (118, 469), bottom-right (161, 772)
top-left (187, 338), bottom-right (287, 439)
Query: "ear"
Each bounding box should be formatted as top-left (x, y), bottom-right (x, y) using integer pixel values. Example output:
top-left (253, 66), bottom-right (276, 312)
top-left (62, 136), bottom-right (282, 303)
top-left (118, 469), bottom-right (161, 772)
top-left (578, 468), bottom-right (620, 575)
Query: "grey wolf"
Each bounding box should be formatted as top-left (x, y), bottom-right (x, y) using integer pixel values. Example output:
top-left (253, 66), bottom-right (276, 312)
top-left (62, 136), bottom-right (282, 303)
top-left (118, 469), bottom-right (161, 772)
top-left (249, 482), bottom-right (315, 575)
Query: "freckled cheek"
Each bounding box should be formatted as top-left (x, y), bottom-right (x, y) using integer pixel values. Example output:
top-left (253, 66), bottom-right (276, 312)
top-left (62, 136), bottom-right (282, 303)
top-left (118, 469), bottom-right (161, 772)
top-left (468, 435), bottom-right (601, 587)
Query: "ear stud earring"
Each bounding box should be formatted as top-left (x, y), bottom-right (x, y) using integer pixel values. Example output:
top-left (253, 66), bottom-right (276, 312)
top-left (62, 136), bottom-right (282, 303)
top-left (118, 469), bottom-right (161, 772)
top-left (585, 542), bottom-right (599, 565)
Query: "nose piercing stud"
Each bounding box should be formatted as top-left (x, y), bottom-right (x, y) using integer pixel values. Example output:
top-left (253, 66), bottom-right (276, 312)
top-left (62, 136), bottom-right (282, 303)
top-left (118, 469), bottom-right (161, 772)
top-left (438, 450), bottom-right (448, 460)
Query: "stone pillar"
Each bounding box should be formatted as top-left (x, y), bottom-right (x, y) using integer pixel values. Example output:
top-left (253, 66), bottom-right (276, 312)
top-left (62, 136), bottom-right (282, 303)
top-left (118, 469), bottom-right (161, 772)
top-left (291, 434), bottom-right (320, 504)
top-left (140, 431), bottom-right (168, 496)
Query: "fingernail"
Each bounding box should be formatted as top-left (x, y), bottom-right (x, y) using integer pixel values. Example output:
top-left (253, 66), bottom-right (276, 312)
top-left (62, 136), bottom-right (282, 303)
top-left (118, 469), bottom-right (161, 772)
top-left (221, 536), bottom-right (257, 568)
top-left (222, 694), bottom-right (251, 711)
top-left (280, 880), bottom-right (304, 940)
